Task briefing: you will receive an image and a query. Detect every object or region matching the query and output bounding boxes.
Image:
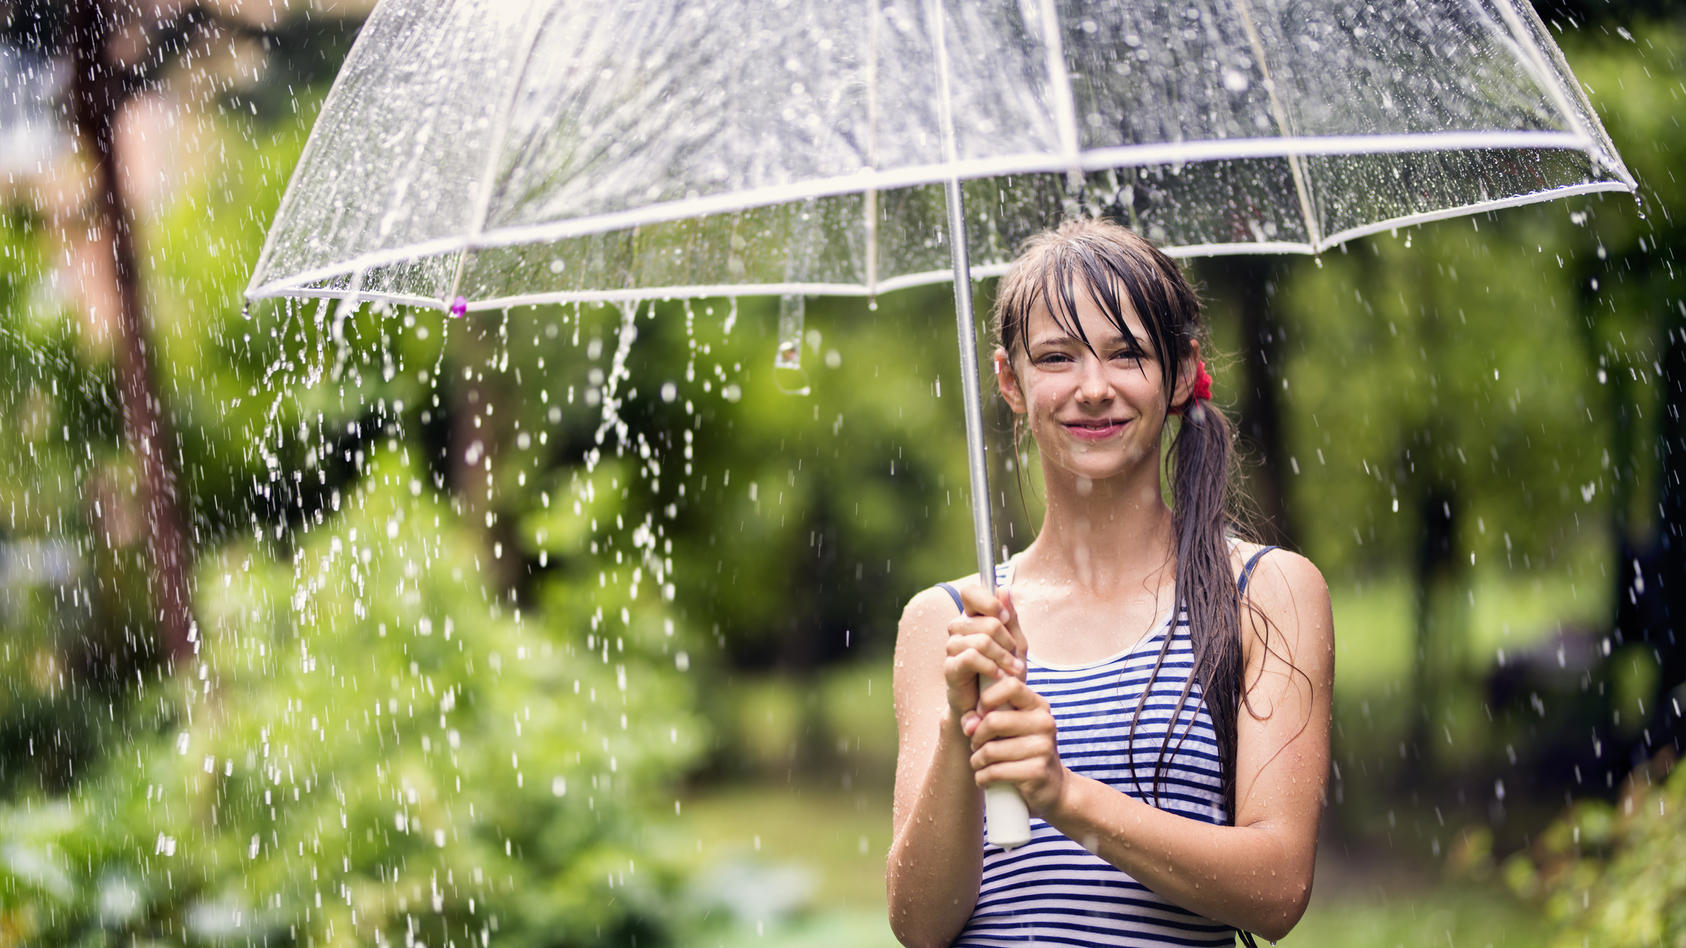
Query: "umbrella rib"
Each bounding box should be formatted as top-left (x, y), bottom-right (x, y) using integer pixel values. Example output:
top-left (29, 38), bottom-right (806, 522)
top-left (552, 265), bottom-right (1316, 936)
top-left (1231, 0), bottom-right (1324, 250)
top-left (443, 1), bottom-right (553, 309)
top-left (1035, 0), bottom-right (1082, 192)
top-left (1488, 0), bottom-right (1634, 188)
top-left (245, 0), bottom-right (396, 300)
top-left (864, 0), bottom-right (880, 296)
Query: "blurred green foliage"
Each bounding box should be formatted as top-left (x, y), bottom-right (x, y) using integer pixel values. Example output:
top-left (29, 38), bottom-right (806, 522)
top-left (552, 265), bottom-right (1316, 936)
top-left (2, 22), bottom-right (988, 942)
top-left (0, 83), bottom-right (722, 948)
top-left (1258, 15), bottom-right (1686, 580)
top-left (0, 11), bottom-right (1683, 948)
top-left (0, 446), bottom-right (705, 946)
top-left (1497, 757), bottom-right (1686, 946)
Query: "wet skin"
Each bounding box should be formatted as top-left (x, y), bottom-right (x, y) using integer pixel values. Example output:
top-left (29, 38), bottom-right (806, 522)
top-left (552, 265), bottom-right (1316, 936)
top-left (888, 279), bottom-right (1334, 947)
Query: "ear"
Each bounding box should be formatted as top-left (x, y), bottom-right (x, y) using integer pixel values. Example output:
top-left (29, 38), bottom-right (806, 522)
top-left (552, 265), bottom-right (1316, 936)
top-left (1170, 339), bottom-right (1201, 411)
top-left (994, 348), bottom-right (1027, 414)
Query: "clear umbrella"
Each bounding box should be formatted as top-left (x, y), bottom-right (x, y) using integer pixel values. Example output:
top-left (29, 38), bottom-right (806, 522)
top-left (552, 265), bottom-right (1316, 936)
top-left (245, 0), bottom-right (1636, 847)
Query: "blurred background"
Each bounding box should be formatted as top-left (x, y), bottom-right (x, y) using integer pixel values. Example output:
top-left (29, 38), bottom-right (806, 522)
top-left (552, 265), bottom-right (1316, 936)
top-left (1, 1), bottom-right (1682, 945)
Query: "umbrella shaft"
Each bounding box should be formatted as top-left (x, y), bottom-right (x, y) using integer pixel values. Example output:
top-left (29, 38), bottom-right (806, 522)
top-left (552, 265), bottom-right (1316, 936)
top-left (944, 176), bottom-right (998, 596)
top-left (946, 174), bottom-right (1030, 851)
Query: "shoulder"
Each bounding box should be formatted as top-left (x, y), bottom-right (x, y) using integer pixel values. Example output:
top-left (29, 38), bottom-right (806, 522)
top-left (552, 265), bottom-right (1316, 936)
top-left (1226, 540), bottom-right (1323, 597)
top-left (898, 574), bottom-right (976, 635)
top-left (1232, 545), bottom-right (1334, 667)
top-left (892, 579), bottom-right (974, 714)
top-left (1240, 546), bottom-right (1327, 605)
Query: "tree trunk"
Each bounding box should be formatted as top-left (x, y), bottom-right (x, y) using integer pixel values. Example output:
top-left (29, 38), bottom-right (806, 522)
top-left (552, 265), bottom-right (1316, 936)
top-left (1207, 257), bottom-right (1295, 546)
top-left (1409, 478), bottom-right (1462, 774)
top-left (69, 0), bottom-right (197, 665)
top-left (446, 331), bottom-right (521, 597)
top-left (1651, 311), bottom-right (1685, 751)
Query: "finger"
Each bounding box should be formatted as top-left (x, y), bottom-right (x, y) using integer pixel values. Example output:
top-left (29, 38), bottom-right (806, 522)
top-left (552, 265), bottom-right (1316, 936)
top-left (945, 643), bottom-right (1022, 689)
top-left (970, 708), bottom-right (1053, 746)
top-left (960, 710), bottom-right (981, 736)
top-left (959, 613), bottom-right (1023, 669)
top-left (969, 732), bottom-right (1057, 768)
top-left (950, 594), bottom-right (1024, 677)
top-left (946, 630), bottom-right (1024, 681)
top-left (972, 756), bottom-right (1057, 790)
top-left (998, 676), bottom-right (1047, 712)
top-left (978, 675), bottom-right (1041, 712)
top-left (945, 629), bottom-right (1021, 673)
top-left (957, 582), bottom-right (1009, 623)
top-left (942, 654), bottom-right (990, 700)
top-left (942, 650), bottom-right (987, 681)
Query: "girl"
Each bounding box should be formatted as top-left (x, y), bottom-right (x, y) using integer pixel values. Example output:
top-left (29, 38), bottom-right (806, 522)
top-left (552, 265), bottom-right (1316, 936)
top-left (886, 219), bottom-right (1333, 947)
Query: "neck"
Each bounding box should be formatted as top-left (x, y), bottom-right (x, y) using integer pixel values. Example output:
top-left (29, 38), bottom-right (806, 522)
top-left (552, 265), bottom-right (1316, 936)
top-left (1018, 465), bottom-right (1177, 596)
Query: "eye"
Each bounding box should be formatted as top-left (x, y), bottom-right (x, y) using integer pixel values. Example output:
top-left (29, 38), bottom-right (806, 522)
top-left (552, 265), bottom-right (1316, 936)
top-left (1110, 347), bottom-right (1146, 363)
top-left (1033, 351), bottom-right (1074, 366)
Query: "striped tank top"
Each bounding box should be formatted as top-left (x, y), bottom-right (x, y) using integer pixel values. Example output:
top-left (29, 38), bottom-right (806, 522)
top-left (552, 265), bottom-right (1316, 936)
top-left (937, 548), bottom-right (1273, 948)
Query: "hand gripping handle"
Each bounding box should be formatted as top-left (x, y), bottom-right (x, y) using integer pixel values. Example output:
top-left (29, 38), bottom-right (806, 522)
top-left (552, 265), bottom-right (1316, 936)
top-left (981, 673), bottom-right (1032, 850)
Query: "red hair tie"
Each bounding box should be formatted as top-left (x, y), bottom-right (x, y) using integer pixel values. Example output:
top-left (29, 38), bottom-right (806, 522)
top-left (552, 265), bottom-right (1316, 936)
top-left (1173, 359), bottom-right (1213, 415)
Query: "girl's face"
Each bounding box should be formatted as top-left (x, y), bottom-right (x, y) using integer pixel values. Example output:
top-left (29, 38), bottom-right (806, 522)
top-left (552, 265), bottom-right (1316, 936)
top-left (994, 281), bottom-right (1196, 486)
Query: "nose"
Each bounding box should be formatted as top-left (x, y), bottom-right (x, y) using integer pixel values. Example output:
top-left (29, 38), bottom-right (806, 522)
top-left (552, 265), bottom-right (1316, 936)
top-left (1074, 352), bottom-right (1112, 405)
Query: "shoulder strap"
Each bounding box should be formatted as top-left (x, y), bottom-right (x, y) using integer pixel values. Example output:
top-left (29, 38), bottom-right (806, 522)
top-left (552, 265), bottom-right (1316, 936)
top-left (936, 562), bottom-right (1010, 614)
top-left (1237, 545), bottom-right (1279, 595)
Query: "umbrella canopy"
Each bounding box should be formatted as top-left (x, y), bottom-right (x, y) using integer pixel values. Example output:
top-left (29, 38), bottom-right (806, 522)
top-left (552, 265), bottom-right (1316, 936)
top-left (247, 0), bottom-right (1634, 311)
top-left (245, 0), bottom-right (1637, 851)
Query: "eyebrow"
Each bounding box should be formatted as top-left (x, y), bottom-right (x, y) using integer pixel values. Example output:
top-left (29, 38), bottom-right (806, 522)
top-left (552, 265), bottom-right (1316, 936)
top-left (1028, 329), bottom-right (1144, 349)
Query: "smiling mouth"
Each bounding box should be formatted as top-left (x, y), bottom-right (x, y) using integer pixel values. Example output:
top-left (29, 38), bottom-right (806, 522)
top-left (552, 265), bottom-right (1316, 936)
top-left (1064, 419), bottom-right (1125, 439)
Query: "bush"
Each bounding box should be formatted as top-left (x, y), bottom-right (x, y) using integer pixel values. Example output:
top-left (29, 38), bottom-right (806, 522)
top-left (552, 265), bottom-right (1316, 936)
top-left (0, 447), bottom-right (706, 947)
top-left (1503, 754), bottom-right (1686, 947)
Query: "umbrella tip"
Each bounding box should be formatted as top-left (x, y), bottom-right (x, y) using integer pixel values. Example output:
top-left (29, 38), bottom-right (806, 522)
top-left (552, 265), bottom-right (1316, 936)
top-left (449, 296), bottom-right (468, 318)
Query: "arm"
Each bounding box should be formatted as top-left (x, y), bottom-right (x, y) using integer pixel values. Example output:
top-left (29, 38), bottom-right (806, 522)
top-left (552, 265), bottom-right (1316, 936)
top-left (886, 584), bottom-right (1026, 948)
top-left (965, 551), bottom-right (1333, 941)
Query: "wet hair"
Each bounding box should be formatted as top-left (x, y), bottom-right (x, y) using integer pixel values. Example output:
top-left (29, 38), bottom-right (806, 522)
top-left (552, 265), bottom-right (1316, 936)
top-left (991, 217), bottom-right (1250, 817)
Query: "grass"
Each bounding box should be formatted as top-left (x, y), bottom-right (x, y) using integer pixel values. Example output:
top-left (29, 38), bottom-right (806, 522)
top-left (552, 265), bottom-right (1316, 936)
top-left (1293, 884), bottom-right (1554, 947)
top-left (664, 781), bottom-right (899, 946)
top-left (672, 781), bottom-right (892, 911)
top-left (1331, 564), bottom-right (1610, 689)
top-left (669, 783), bottom-right (1555, 947)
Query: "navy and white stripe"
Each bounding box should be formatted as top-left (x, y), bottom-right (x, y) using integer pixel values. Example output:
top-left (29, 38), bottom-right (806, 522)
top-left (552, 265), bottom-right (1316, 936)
top-left (936, 551), bottom-right (1274, 948)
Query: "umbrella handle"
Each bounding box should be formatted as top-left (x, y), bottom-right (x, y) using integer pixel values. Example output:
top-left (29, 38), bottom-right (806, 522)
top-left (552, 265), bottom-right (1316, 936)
top-left (980, 672), bottom-right (1034, 851)
top-left (985, 784), bottom-right (1033, 850)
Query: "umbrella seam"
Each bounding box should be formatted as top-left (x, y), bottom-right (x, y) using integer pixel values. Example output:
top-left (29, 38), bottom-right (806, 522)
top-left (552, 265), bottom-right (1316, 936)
top-left (1309, 178), bottom-right (1634, 252)
top-left (1036, 0), bottom-right (1082, 191)
top-left (1488, 0), bottom-right (1591, 145)
top-left (863, 0), bottom-right (880, 296)
top-left (245, 129), bottom-right (1607, 296)
top-left (1231, 0), bottom-right (1323, 248)
top-left (444, 0), bottom-right (553, 306)
top-left (245, 178), bottom-right (1634, 310)
top-left (1488, 0), bottom-right (1636, 188)
top-left (245, 0), bottom-right (397, 298)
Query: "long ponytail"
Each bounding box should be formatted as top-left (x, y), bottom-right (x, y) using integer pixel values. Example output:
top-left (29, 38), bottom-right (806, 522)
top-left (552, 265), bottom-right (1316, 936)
top-left (1171, 399), bottom-right (1246, 817)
